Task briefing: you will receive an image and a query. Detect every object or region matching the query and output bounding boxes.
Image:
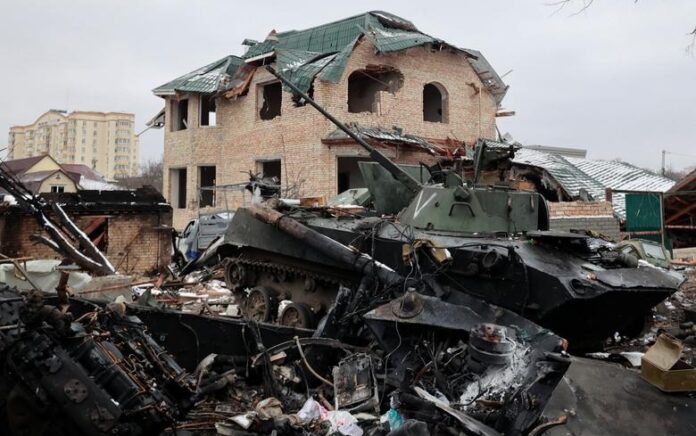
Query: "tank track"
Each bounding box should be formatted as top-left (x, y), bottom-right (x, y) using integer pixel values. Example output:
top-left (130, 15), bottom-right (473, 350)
top-left (226, 256), bottom-right (350, 289)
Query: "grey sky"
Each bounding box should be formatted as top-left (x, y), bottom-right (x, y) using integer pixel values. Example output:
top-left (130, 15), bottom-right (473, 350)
top-left (1, 0), bottom-right (695, 172)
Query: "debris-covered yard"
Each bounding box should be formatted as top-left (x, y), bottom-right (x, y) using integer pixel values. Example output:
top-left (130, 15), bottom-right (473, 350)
top-left (0, 64), bottom-right (695, 436)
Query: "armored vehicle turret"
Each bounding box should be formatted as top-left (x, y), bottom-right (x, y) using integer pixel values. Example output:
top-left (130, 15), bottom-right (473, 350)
top-left (216, 67), bottom-right (683, 348)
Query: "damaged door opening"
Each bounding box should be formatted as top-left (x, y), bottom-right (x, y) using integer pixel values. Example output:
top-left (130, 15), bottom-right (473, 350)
top-left (347, 66), bottom-right (403, 114)
top-left (199, 166), bottom-right (216, 208)
top-left (200, 96), bottom-right (216, 127)
top-left (259, 82), bottom-right (282, 120)
top-left (337, 156), bottom-right (370, 193)
top-left (170, 167), bottom-right (187, 209)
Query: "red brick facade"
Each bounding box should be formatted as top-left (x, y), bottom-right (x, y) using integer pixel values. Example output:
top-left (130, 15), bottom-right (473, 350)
top-left (162, 40), bottom-right (499, 228)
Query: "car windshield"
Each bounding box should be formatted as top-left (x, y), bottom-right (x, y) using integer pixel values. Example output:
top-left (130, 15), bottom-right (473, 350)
top-left (642, 242), bottom-right (666, 260)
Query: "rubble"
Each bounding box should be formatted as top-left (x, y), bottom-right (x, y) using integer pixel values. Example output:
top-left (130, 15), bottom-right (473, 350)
top-left (0, 65), bottom-right (694, 436)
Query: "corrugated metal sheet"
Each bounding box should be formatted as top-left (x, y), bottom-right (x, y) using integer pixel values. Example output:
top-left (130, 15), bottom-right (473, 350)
top-left (153, 56), bottom-right (242, 95)
top-left (513, 148), bottom-right (674, 218)
top-left (325, 123), bottom-right (440, 154)
top-left (514, 148), bottom-right (606, 199)
top-left (157, 11), bottom-right (506, 103)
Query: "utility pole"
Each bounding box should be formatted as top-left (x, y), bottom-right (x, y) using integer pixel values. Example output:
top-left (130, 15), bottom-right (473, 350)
top-left (661, 150), bottom-right (666, 176)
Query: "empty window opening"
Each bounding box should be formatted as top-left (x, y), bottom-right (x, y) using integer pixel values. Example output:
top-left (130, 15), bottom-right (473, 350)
top-left (174, 99), bottom-right (188, 131)
top-left (258, 82), bottom-right (282, 120)
top-left (347, 66), bottom-right (404, 114)
top-left (423, 82), bottom-right (448, 123)
top-left (200, 96), bottom-right (216, 126)
top-left (198, 165), bottom-right (216, 208)
top-left (337, 156), bottom-right (371, 193)
top-left (170, 168), bottom-right (187, 209)
top-left (257, 159), bottom-right (281, 182)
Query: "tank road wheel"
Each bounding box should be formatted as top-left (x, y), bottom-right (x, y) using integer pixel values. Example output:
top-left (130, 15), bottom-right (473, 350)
top-left (225, 260), bottom-right (254, 290)
top-left (279, 303), bottom-right (315, 329)
top-left (244, 287), bottom-right (276, 322)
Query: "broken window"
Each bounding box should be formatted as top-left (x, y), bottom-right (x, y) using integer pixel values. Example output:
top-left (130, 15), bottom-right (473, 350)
top-left (347, 66), bottom-right (404, 114)
top-left (170, 167), bottom-right (187, 209)
top-left (337, 156), bottom-right (371, 193)
top-left (258, 82), bottom-right (282, 120)
top-left (423, 82), bottom-right (448, 123)
top-left (257, 159), bottom-right (281, 182)
top-left (198, 165), bottom-right (216, 208)
top-left (173, 99), bottom-right (188, 131)
top-left (200, 96), bottom-right (216, 127)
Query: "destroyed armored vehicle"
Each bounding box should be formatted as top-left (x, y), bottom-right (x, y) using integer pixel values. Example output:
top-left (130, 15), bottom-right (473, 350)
top-left (217, 67), bottom-right (683, 348)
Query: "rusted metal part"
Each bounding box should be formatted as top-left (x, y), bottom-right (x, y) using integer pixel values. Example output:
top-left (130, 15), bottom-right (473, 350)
top-left (246, 204), bottom-right (403, 286)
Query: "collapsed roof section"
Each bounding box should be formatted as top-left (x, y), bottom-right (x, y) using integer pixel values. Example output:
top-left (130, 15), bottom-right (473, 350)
top-left (322, 123), bottom-right (447, 155)
top-left (152, 55), bottom-right (243, 96)
top-left (152, 11), bottom-right (508, 105)
top-left (512, 145), bottom-right (674, 218)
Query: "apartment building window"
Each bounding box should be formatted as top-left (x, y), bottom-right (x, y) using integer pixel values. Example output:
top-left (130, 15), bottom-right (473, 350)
top-left (423, 82), bottom-right (448, 123)
top-left (173, 99), bottom-right (188, 131)
top-left (198, 166), bottom-right (216, 207)
top-left (50, 185), bottom-right (65, 193)
top-left (200, 96), bottom-right (217, 126)
top-left (258, 82), bottom-right (282, 120)
top-left (170, 168), bottom-right (187, 208)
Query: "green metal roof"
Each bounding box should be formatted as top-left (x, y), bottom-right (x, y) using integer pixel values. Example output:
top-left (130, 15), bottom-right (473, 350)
top-left (153, 55), bottom-right (243, 95)
top-left (154, 11), bottom-right (507, 104)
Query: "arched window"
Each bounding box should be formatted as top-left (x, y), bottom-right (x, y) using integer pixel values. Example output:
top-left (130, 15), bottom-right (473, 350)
top-left (347, 67), bottom-right (404, 113)
top-left (423, 82), bottom-right (448, 123)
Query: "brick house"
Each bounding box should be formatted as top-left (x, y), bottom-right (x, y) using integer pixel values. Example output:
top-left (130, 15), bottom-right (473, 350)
top-left (152, 11), bottom-right (508, 229)
top-left (0, 188), bottom-right (172, 275)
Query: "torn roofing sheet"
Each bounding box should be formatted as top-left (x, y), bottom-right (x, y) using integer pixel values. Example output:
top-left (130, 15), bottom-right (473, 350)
top-left (155, 11), bottom-right (507, 104)
top-left (153, 55), bottom-right (243, 95)
top-left (324, 123), bottom-right (443, 154)
top-left (513, 147), bottom-right (674, 218)
top-left (275, 49), bottom-right (337, 94)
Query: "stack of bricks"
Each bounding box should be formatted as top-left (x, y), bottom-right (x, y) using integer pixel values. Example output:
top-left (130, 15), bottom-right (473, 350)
top-left (547, 201), bottom-right (620, 240)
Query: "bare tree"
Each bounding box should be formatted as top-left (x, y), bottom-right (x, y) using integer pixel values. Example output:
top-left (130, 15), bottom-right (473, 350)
top-left (282, 166), bottom-right (308, 199)
top-left (547, 0), bottom-right (695, 54)
top-left (116, 159), bottom-right (163, 192)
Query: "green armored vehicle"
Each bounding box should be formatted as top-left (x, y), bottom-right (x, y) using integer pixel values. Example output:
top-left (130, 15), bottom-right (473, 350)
top-left (217, 67), bottom-right (684, 347)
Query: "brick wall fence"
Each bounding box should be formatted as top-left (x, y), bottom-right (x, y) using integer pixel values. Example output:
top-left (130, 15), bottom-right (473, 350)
top-left (547, 201), bottom-right (621, 240)
top-left (0, 210), bottom-right (172, 276)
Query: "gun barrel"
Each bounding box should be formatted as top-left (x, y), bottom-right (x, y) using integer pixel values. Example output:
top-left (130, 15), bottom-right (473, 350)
top-left (265, 66), bottom-right (421, 193)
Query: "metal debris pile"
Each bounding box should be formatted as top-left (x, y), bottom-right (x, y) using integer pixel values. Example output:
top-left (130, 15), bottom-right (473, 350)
top-left (0, 283), bottom-right (570, 436)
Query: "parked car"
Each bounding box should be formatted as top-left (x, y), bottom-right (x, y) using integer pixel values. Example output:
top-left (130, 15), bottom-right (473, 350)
top-left (175, 212), bottom-right (234, 262)
top-left (616, 239), bottom-right (672, 268)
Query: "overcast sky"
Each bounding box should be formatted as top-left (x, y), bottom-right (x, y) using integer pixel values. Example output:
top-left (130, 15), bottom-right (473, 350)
top-left (1, 0), bottom-right (695, 172)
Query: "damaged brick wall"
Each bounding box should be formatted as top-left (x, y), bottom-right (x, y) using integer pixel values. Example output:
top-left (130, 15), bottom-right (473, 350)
top-left (163, 40), bottom-right (497, 228)
top-left (0, 210), bottom-right (172, 275)
top-left (548, 201), bottom-right (621, 240)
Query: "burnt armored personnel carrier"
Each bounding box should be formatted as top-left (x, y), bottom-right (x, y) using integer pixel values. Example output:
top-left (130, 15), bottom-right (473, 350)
top-left (217, 67), bottom-right (683, 347)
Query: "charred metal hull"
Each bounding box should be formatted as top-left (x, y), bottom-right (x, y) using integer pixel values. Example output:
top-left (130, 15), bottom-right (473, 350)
top-left (219, 209), bottom-right (683, 347)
